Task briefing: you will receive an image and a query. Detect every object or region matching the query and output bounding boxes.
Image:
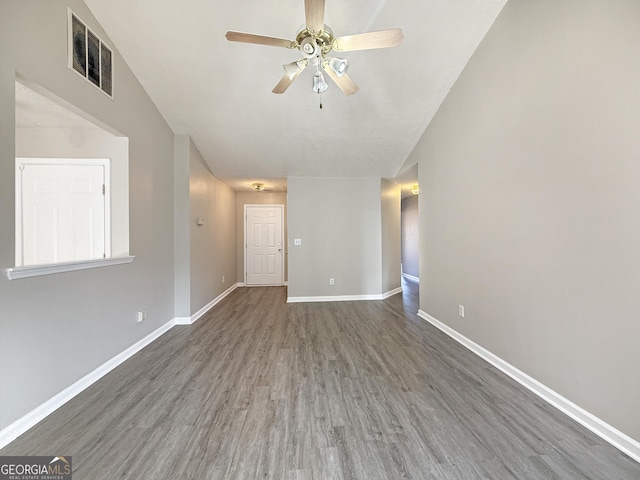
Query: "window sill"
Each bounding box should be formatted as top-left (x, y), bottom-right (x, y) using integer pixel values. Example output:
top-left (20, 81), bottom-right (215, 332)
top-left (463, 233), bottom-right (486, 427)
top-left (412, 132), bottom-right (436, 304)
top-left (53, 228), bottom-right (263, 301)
top-left (6, 256), bottom-right (135, 280)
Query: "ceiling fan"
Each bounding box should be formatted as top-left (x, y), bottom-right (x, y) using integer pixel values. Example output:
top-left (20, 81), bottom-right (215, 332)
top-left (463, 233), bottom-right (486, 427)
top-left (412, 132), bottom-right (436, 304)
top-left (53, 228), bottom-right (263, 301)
top-left (225, 0), bottom-right (403, 96)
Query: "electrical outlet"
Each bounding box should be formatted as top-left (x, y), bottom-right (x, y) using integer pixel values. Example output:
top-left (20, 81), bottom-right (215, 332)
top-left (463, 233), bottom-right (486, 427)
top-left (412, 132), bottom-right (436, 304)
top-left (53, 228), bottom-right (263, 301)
top-left (329, 278), bottom-right (334, 286)
top-left (222, 275), bottom-right (225, 283)
top-left (294, 238), bottom-right (302, 246)
top-left (458, 305), bottom-right (465, 318)
top-left (137, 311), bottom-right (146, 323)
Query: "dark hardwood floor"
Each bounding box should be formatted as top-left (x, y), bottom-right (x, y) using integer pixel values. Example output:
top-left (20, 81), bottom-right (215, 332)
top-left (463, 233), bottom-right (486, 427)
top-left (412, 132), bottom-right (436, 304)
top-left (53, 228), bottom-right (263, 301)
top-left (2, 279), bottom-right (639, 479)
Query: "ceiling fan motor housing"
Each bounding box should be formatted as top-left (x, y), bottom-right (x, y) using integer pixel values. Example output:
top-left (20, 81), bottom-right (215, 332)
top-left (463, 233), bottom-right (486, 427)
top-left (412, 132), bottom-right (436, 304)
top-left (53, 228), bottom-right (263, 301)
top-left (299, 36), bottom-right (319, 58)
top-left (296, 27), bottom-right (334, 58)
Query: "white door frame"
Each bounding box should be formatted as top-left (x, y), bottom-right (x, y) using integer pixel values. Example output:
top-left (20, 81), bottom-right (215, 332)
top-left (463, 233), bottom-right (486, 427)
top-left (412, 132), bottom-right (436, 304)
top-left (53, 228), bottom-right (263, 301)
top-left (15, 157), bottom-right (111, 266)
top-left (244, 204), bottom-right (285, 286)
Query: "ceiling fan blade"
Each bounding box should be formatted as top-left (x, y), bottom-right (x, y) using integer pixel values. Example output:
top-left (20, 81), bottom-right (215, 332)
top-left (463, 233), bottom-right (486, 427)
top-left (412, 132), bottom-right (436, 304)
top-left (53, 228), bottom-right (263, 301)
top-left (322, 64), bottom-right (359, 96)
top-left (272, 61), bottom-right (308, 94)
top-left (305, 0), bottom-right (325, 33)
top-left (272, 72), bottom-right (301, 94)
top-left (333, 28), bottom-right (404, 52)
top-left (225, 31), bottom-right (295, 49)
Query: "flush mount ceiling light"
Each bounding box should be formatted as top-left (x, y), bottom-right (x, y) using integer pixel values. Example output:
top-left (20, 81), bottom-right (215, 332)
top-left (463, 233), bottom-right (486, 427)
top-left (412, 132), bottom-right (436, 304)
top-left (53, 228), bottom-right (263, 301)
top-left (225, 0), bottom-right (403, 96)
top-left (411, 184), bottom-right (419, 195)
top-left (252, 182), bottom-right (265, 192)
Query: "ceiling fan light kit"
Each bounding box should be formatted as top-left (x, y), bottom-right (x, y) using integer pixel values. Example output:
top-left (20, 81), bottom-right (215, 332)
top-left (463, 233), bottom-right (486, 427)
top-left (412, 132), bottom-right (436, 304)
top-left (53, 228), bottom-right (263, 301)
top-left (313, 72), bottom-right (328, 93)
top-left (225, 0), bottom-right (403, 97)
top-left (327, 57), bottom-right (348, 77)
top-left (283, 60), bottom-right (308, 80)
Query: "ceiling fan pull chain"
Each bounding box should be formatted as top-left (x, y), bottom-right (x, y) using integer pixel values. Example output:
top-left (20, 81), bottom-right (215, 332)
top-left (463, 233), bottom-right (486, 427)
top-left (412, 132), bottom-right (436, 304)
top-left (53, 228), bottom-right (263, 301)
top-left (317, 63), bottom-right (323, 109)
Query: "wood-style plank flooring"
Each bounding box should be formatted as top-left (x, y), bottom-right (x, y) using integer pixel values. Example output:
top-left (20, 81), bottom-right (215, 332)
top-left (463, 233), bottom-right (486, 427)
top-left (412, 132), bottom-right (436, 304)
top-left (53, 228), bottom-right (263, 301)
top-left (2, 279), bottom-right (639, 479)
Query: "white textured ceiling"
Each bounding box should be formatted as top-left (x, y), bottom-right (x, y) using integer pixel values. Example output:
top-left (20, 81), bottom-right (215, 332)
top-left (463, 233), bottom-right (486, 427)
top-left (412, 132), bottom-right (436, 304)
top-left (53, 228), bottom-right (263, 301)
top-left (15, 82), bottom-right (99, 129)
top-left (83, 0), bottom-right (506, 189)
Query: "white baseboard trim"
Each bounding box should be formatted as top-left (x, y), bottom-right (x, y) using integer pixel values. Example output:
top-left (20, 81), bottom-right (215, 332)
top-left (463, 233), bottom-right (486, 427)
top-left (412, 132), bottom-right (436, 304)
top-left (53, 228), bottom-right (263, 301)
top-left (402, 273), bottom-right (420, 283)
top-left (288, 294), bottom-right (381, 303)
top-left (0, 318), bottom-right (176, 450)
top-left (237, 280), bottom-right (287, 287)
top-left (288, 288), bottom-right (402, 303)
top-left (178, 283), bottom-right (239, 326)
top-left (417, 309), bottom-right (640, 464)
top-left (382, 286), bottom-right (403, 299)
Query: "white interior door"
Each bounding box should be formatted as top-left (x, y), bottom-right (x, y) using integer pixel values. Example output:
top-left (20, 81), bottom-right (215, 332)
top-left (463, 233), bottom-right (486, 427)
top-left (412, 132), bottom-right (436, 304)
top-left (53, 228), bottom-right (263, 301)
top-left (245, 205), bottom-right (283, 285)
top-left (18, 160), bottom-right (107, 266)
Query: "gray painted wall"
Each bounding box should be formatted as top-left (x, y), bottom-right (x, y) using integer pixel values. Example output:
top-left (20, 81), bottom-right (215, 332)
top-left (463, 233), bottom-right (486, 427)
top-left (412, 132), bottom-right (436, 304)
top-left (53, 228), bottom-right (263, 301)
top-left (401, 195), bottom-right (419, 279)
top-left (0, 1), bottom-right (175, 430)
top-left (287, 177), bottom-right (384, 298)
top-left (380, 179), bottom-right (401, 294)
top-left (235, 191), bottom-right (287, 284)
top-left (189, 141), bottom-right (236, 313)
top-left (175, 135), bottom-right (237, 318)
top-left (410, 0), bottom-right (640, 440)
top-left (174, 134), bottom-right (191, 318)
